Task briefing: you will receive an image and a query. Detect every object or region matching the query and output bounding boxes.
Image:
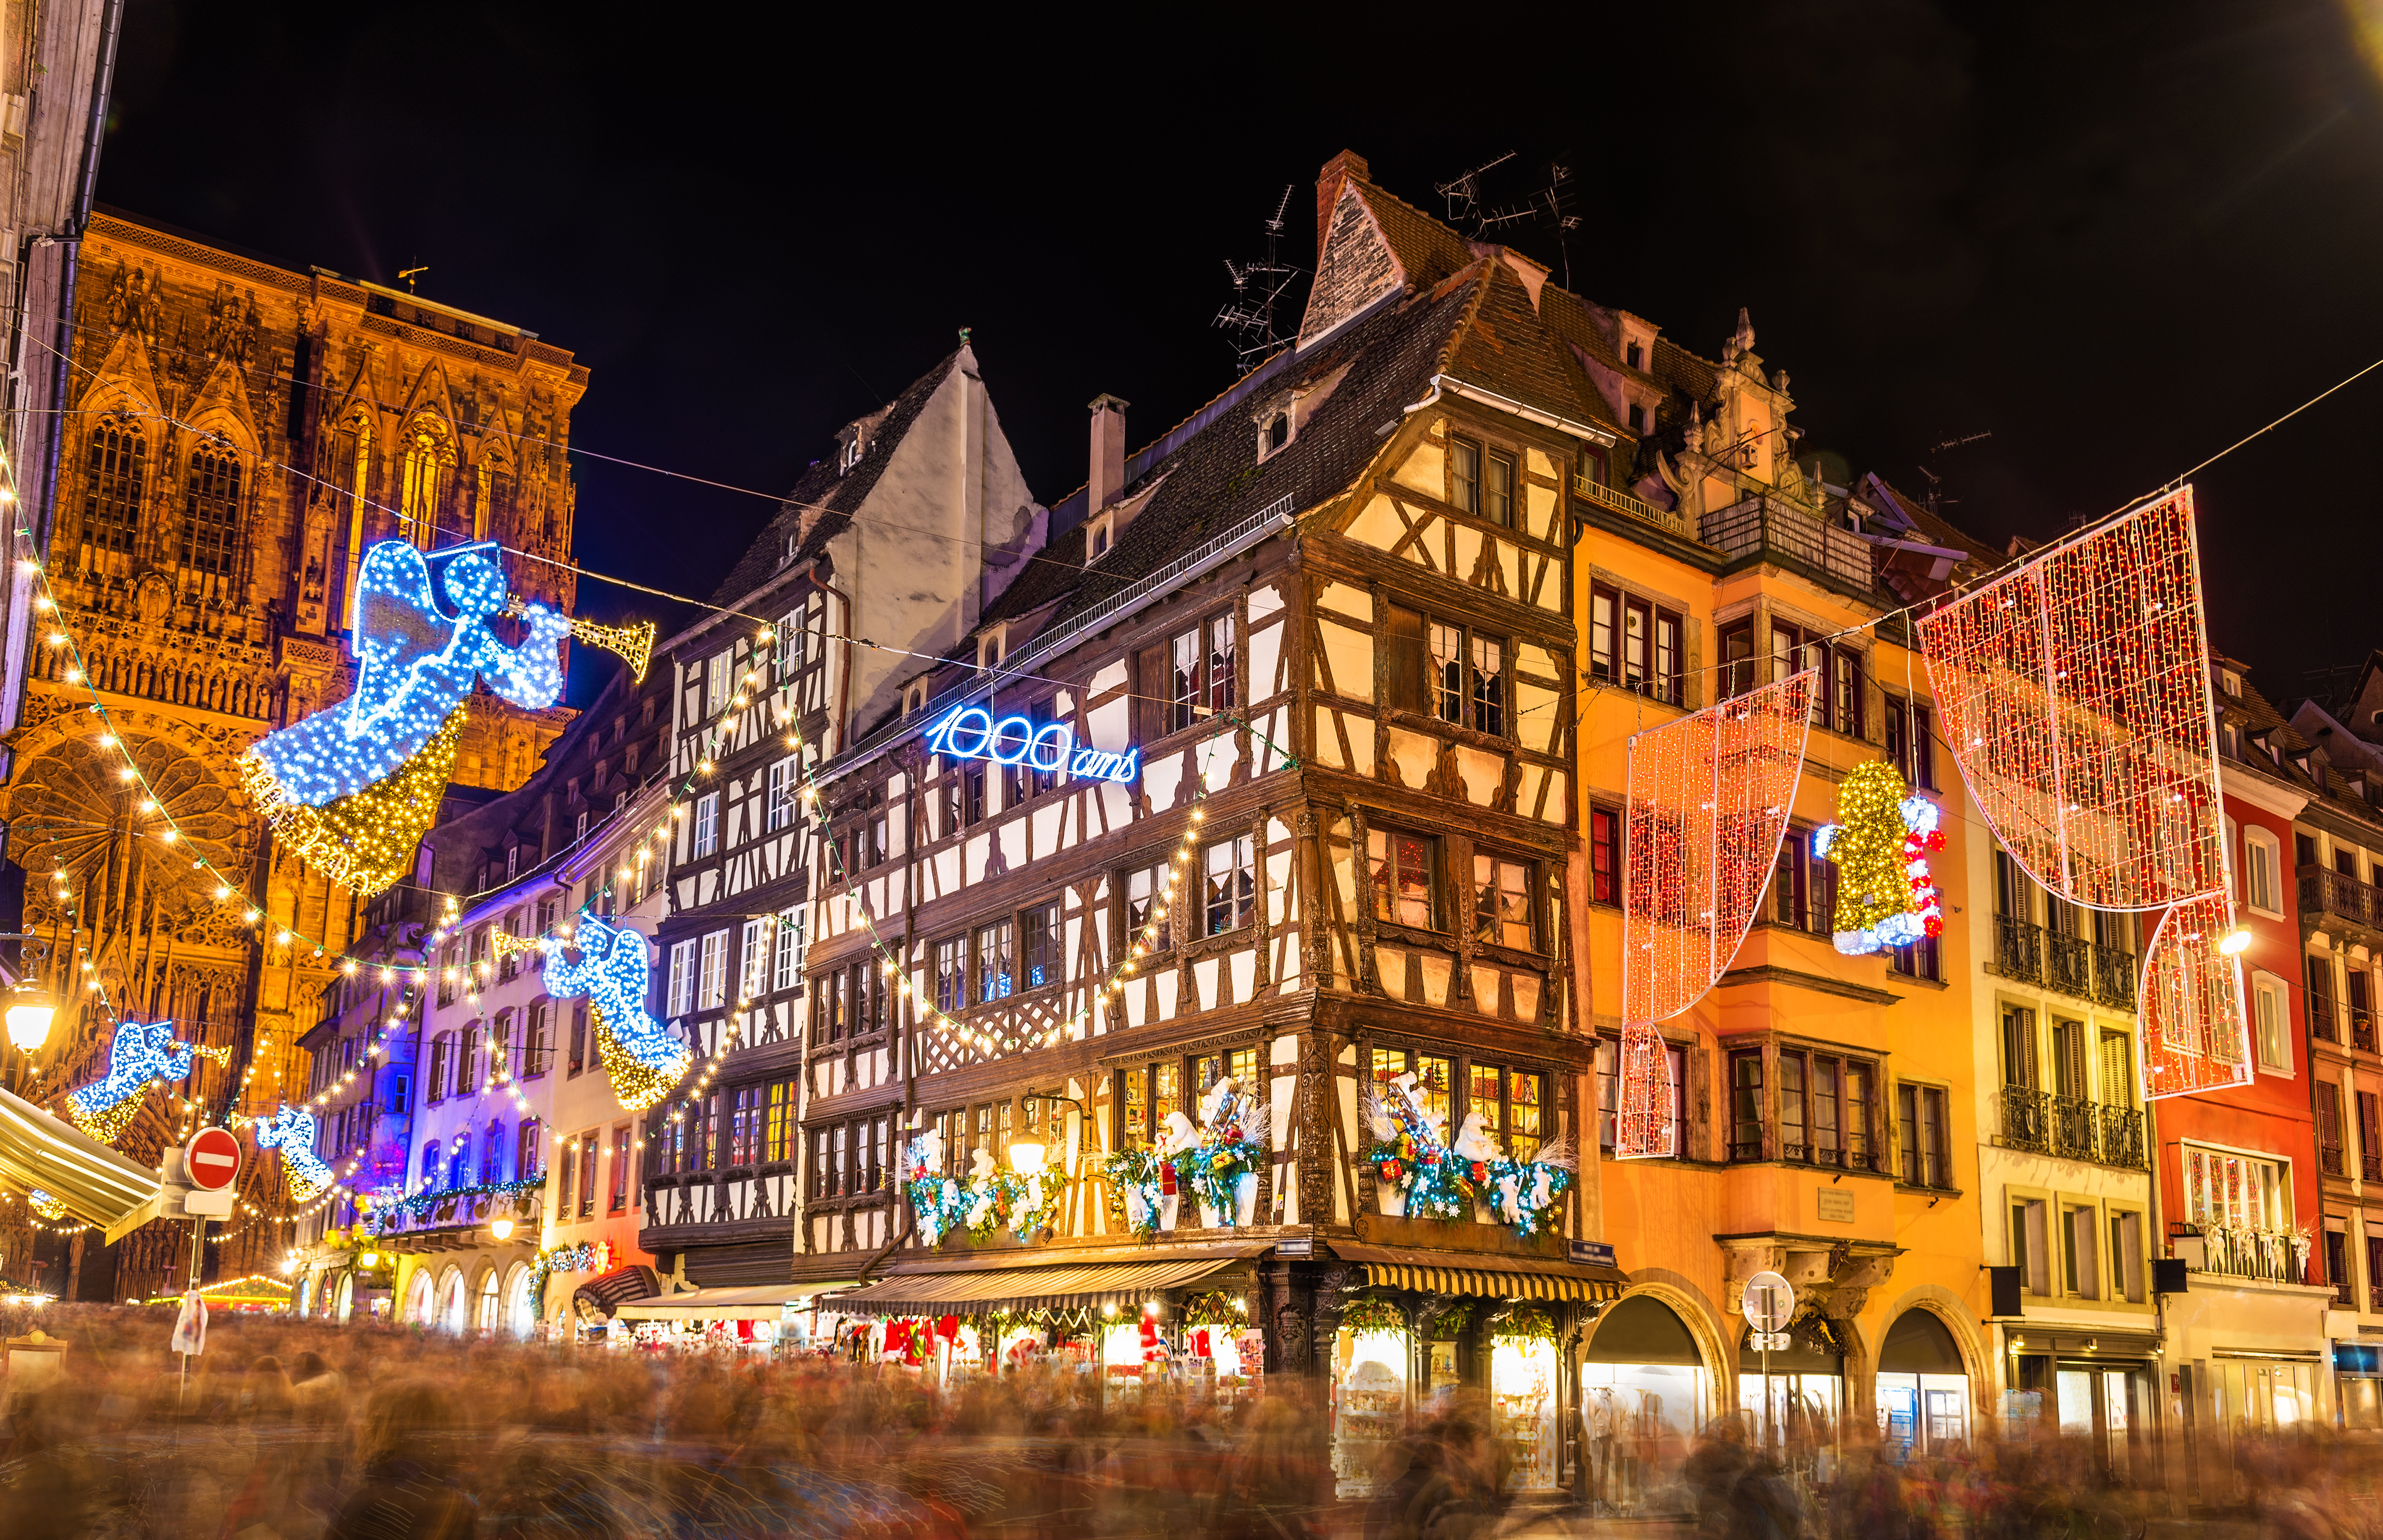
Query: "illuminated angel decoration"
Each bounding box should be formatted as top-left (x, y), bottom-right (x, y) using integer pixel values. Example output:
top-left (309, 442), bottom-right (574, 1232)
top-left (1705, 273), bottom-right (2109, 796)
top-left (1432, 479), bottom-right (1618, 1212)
top-left (68, 1019), bottom-right (205, 1142)
top-left (541, 915), bottom-right (690, 1112)
top-left (26, 1188), bottom-right (66, 1220)
top-left (252, 1103), bottom-right (335, 1201)
top-left (239, 541), bottom-right (571, 898)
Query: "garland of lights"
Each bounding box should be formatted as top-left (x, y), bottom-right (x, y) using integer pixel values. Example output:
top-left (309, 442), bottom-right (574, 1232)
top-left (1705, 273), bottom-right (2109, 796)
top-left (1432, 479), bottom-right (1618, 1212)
top-left (1812, 760), bottom-right (1945, 955)
top-left (1364, 1073), bottom-right (1470, 1221)
top-left (538, 916), bottom-right (691, 1112)
top-left (902, 1131), bottom-right (967, 1244)
top-left (361, 1173), bottom-right (547, 1234)
top-left (529, 1237), bottom-right (615, 1314)
top-left (24, 1189), bottom-right (66, 1221)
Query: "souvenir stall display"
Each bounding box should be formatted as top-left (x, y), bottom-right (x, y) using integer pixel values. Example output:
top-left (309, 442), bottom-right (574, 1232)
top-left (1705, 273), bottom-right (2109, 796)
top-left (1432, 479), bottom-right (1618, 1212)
top-left (1332, 1297), bottom-right (1412, 1499)
top-left (1490, 1310), bottom-right (1561, 1492)
top-left (1579, 1297), bottom-right (1710, 1517)
top-left (1175, 1292), bottom-right (1264, 1406)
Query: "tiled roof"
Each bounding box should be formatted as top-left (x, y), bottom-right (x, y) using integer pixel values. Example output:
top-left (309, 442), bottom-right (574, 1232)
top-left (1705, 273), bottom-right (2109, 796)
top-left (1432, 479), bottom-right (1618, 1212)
top-left (1346, 177), bottom-right (1480, 291)
top-left (708, 351), bottom-right (963, 607)
top-left (971, 276), bottom-right (1489, 647)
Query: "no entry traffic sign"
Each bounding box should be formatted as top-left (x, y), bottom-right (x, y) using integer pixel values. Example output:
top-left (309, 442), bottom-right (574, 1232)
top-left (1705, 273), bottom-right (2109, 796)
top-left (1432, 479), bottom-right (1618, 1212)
top-left (184, 1127), bottom-right (240, 1191)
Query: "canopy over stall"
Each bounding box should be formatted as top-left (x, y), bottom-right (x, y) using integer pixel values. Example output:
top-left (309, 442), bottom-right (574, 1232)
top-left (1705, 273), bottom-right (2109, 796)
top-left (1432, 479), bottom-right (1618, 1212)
top-left (827, 1242), bottom-right (1272, 1318)
top-left (0, 1084), bottom-right (161, 1231)
top-left (611, 1281), bottom-right (845, 1321)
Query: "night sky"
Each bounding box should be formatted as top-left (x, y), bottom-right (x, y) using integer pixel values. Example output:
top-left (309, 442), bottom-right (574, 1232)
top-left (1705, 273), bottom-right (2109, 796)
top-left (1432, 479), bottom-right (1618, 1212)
top-left (96, 1), bottom-right (2383, 708)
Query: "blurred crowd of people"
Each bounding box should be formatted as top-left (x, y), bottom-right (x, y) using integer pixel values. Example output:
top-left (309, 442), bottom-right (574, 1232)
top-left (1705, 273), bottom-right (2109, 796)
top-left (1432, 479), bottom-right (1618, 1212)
top-left (0, 1304), bottom-right (2380, 1539)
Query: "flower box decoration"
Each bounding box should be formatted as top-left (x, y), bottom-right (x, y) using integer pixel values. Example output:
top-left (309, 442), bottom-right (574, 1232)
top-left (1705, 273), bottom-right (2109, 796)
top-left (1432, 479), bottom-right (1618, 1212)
top-left (1365, 1073), bottom-right (1575, 1238)
top-left (902, 1129), bottom-right (968, 1245)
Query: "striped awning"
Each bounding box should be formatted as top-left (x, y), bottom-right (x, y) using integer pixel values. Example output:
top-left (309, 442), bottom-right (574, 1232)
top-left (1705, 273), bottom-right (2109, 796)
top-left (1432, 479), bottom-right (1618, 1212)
top-left (828, 1253), bottom-right (1256, 1318)
top-left (0, 1084), bottom-right (160, 1231)
top-left (1335, 1243), bottom-right (1627, 1302)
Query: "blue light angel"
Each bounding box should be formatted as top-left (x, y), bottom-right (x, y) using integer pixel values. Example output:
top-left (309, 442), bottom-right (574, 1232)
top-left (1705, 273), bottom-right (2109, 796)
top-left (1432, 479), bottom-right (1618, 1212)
top-left (252, 1104), bottom-right (335, 1201)
top-left (541, 916), bottom-right (689, 1111)
top-left (68, 1020), bottom-right (202, 1142)
top-left (238, 541), bottom-right (571, 897)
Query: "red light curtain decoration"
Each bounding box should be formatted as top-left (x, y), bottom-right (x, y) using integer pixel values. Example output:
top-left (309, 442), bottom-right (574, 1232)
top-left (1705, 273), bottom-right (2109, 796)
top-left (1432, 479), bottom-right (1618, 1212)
top-left (1917, 488), bottom-right (2246, 1098)
top-left (1615, 670), bottom-right (1816, 1159)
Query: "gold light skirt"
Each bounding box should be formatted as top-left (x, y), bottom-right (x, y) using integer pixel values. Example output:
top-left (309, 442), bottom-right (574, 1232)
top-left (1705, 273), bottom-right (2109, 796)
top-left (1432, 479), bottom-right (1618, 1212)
top-left (239, 705), bottom-right (468, 898)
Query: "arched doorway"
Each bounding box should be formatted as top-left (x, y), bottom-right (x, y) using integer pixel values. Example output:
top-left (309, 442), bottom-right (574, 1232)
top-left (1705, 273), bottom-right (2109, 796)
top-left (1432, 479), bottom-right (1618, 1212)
top-left (504, 1263), bottom-right (535, 1339)
top-left (1583, 1294), bottom-right (1710, 1516)
top-left (1877, 1309), bottom-right (1970, 1457)
top-left (474, 1267), bottom-right (502, 1333)
top-left (404, 1267), bottom-right (434, 1325)
top-left (334, 1271), bottom-right (355, 1324)
top-left (439, 1267), bottom-right (468, 1333)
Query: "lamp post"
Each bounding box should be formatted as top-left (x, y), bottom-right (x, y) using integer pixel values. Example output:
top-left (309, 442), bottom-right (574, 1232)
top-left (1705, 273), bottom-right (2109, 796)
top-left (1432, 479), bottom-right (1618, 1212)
top-left (1, 972), bottom-right (56, 1096)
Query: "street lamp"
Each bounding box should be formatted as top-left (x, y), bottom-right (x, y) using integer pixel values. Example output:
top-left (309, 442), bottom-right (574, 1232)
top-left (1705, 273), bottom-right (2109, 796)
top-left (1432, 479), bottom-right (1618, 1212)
top-left (490, 1216), bottom-right (516, 1242)
top-left (4, 979), bottom-right (56, 1052)
top-left (1007, 1140), bottom-right (1047, 1177)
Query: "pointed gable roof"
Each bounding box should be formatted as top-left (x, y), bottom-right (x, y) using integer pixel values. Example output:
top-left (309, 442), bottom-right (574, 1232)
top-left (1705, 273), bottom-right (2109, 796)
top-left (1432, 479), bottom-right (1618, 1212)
top-left (709, 350), bottom-right (964, 606)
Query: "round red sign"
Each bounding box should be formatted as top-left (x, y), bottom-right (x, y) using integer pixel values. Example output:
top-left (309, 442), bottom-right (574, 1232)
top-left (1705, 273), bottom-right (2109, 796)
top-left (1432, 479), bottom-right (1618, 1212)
top-left (185, 1126), bottom-right (240, 1191)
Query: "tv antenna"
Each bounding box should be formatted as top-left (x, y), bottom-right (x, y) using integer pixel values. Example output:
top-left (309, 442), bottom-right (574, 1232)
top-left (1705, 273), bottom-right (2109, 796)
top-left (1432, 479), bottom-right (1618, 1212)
top-left (1434, 151), bottom-right (1514, 229)
top-left (1915, 429), bottom-right (1990, 514)
top-left (1477, 158), bottom-right (1583, 285)
top-left (1212, 184), bottom-right (1305, 372)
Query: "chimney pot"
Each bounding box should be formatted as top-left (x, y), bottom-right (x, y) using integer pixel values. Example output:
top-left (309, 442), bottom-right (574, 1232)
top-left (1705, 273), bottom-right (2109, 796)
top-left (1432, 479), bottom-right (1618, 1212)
top-left (1089, 394), bottom-right (1130, 512)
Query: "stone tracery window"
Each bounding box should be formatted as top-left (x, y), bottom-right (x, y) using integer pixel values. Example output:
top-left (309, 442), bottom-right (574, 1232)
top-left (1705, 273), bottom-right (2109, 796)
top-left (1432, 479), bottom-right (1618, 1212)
top-left (397, 416), bottom-right (460, 547)
top-left (82, 422), bottom-right (146, 561)
top-left (178, 443), bottom-right (242, 577)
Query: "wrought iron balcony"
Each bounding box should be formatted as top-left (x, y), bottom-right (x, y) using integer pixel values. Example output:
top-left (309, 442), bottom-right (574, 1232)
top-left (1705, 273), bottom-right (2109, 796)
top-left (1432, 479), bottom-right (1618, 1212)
top-left (2372, 1283), bottom-right (2383, 1314)
top-left (2099, 1106), bottom-right (2147, 1170)
top-left (2303, 867), bottom-right (2383, 935)
top-left (2322, 1141), bottom-right (2345, 1178)
top-left (1998, 1085), bottom-right (2144, 1168)
top-left (2364, 1150), bottom-right (2382, 1182)
top-left (2049, 1094), bottom-right (2101, 1160)
top-left (2046, 933), bottom-right (2093, 999)
top-left (1995, 916), bottom-right (2044, 984)
top-left (1699, 497), bottom-right (1879, 592)
top-left (2091, 947), bottom-right (2137, 1010)
top-left (2182, 1224), bottom-right (2308, 1285)
top-left (2000, 1085), bottom-right (2049, 1151)
top-left (2311, 998), bottom-right (2343, 1045)
top-left (2359, 1012), bottom-right (2378, 1055)
top-left (2341, 1276), bottom-right (2360, 1310)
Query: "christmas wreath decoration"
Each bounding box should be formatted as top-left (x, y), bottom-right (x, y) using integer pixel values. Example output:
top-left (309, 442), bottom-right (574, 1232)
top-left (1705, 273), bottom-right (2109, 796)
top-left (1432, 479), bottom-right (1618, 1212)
top-left (1492, 1306), bottom-right (1558, 1347)
top-left (1340, 1295), bottom-right (1408, 1335)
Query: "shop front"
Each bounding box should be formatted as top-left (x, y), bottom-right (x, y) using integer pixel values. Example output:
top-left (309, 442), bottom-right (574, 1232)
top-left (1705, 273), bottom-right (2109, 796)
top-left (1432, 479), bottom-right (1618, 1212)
top-left (1876, 1309), bottom-right (1971, 1460)
top-left (1328, 1244), bottom-right (1629, 1502)
top-left (1737, 1314), bottom-right (1844, 1483)
top-left (823, 1241), bottom-right (1269, 1397)
top-left (2336, 1342), bottom-right (2383, 1431)
top-left (2006, 1328), bottom-right (2161, 1483)
top-left (610, 1280), bottom-right (823, 1353)
top-left (1580, 1294), bottom-right (1713, 1516)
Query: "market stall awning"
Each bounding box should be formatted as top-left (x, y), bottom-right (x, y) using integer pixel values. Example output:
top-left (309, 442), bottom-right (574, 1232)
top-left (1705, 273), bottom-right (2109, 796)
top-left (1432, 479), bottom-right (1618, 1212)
top-left (827, 1243), bottom-right (1268, 1318)
top-left (1333, 1243), bottom-right (1628, 1302)
top-left (0, 1084), bottom-right (161, 1231)
top-left (611, 1280), bottom-right (847, 1321)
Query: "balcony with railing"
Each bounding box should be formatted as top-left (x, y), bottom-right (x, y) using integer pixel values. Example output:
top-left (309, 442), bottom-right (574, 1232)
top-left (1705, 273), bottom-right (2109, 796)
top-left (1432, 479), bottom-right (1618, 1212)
top-left (1997, 1085), bottom-right (2147, 1169)
top-left (1994, 918), bottom-right (2137, 1009)
top-left (2360, 1012), bottom-right (2378, 1054)
top-left (2045, 933), bottom-right (2093, 1000)
top-left (1700, 496), bottom-right (1879, 593)
top-left (1573, 475), bottom-right (1689, 538)
top-left (2177, 1223), bottom-right (2310, 1286)
top-left (2323, 1140), bottom-right (2345, 1178)
top-left (2311, 997), bottom-right (2342, 1045)
top-left (1995, 916), bottom-right (2044, 985)
top-left (2364, 1149), bottom-right (2382, 1182)
top-left (2303, 867), bottom-right (2383, 937)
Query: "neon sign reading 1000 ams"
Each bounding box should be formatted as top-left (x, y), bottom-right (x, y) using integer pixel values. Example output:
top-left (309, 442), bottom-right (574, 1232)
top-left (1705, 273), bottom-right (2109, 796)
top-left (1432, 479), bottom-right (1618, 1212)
top-left (925, 705), bottom-right (1139, 783)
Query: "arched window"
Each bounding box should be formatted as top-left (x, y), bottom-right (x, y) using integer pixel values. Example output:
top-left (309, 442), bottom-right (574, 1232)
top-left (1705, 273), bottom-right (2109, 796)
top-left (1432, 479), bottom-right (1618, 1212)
top-left (397, 417), bottom-right (458, 547)
top-left (481, 1118), bottom-right (504, 1183)
top-left (330, 414), bottom-right (373, 626)
top-left (448, 1134), bottom-right (473, 1190)
top-left (83, 423), bottom-right (146, 558)
top-left (179, 443), bottom-right (242, 575)
top-left (474, 453), bottom-right (515, 542)
top-left (420, 1138), bottom-right (442, 1189)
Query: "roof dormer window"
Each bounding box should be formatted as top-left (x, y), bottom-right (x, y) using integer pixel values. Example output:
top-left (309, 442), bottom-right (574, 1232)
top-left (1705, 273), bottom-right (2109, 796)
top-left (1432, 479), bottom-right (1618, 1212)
top-left (838, 429), bottom-right (866, 474)
top-left (903, 679), bottom-right (929, 719)
top-left (2221, 670), bottom-right (2242, 696)
top-left (1625, 342), bottom-right (1644, 370)
top-left (1086, 509), bottom-right (1117, 562)
top-left (1628, 404), bottom-right (1647, 433)
top-left (977, 625), bottom-right (1007, 675)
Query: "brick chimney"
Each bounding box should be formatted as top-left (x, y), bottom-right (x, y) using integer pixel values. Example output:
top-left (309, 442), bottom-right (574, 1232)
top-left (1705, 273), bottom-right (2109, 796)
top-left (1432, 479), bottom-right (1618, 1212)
top-left (1088, 394), bottom-right (1130, 511)
top-left (1316, 149), bottom-right (1371, 256)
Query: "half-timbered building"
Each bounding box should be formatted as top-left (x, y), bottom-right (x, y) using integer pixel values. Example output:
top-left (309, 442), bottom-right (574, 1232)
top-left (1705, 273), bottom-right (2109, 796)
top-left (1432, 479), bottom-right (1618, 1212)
top-left (645, 153), bottom-right (1658, 1493)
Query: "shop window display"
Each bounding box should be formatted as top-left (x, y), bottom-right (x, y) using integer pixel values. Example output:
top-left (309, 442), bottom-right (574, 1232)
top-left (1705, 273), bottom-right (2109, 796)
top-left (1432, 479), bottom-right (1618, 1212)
top-left (1876, 1310), bottom-right (1970, 1461)
top-left (1737, 1315), bottom-right (1843, 1483)
top-left (1491, 1311), bottom-right (1561, 1491)
top-left (1333, 1298), bottom-right (1412, 1498)
top-left (1581, 1296), bottom-right (1710, 1516)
